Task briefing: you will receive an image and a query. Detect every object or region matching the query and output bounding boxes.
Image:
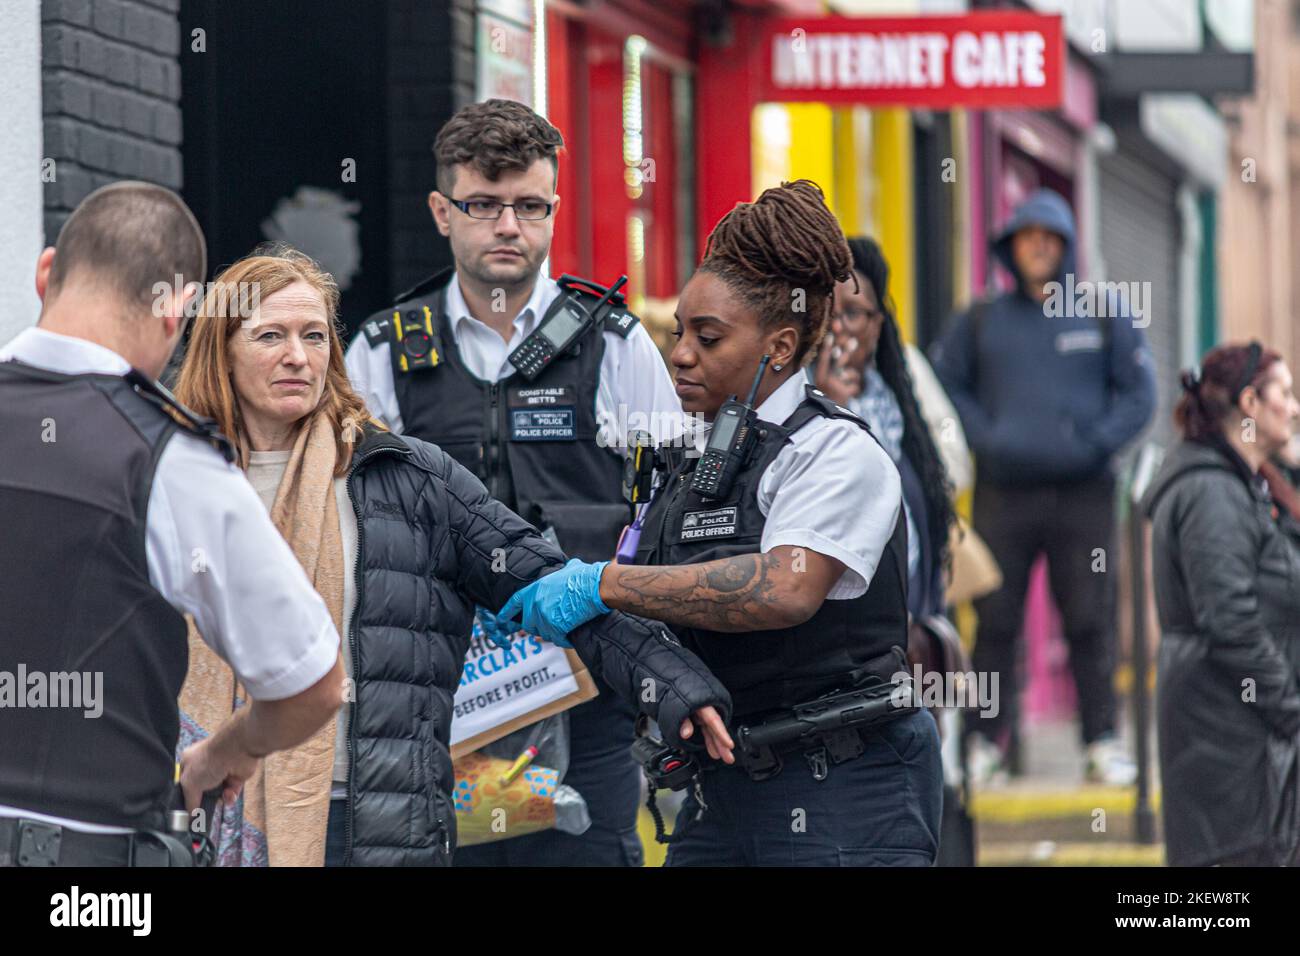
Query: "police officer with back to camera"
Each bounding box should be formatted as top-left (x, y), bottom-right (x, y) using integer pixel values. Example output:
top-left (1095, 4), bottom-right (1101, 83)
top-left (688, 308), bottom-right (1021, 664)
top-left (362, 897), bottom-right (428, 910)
top-left (345, 99), bottom-right (682, 867)
top-left (495, 181), bottom-right (945, 866)
top-left (0, 183), bottom-right (345, 867)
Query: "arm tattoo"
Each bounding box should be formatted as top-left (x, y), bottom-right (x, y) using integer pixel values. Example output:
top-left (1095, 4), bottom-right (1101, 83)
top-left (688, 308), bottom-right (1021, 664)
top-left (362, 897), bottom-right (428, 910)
top-left (606, 552), bottom-right (794, 632)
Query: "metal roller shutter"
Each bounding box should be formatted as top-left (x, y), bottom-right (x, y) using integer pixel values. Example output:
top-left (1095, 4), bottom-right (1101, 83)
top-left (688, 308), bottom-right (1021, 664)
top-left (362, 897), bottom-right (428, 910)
top-left (1099, 147), bottom-right (1182, 454)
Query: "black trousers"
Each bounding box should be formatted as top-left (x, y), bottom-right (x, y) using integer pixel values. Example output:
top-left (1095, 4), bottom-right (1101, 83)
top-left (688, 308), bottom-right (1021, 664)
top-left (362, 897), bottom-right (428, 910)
top-left (970, 473), bottom-right (1119, 748)
top-left (665, 710), bottom-right (943, 866)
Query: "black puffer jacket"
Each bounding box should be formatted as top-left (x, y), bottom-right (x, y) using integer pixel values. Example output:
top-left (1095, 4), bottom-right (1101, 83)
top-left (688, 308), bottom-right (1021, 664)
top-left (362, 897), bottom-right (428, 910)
top-left (342, 426), bottom-right (731, 866)
top-left (1142, 438), bottom-right (1300, 866)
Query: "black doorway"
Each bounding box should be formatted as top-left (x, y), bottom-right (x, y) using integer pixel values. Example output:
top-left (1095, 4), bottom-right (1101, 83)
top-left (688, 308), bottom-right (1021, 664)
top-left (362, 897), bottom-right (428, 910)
top-left (179, 0), bottom-right (390, 336)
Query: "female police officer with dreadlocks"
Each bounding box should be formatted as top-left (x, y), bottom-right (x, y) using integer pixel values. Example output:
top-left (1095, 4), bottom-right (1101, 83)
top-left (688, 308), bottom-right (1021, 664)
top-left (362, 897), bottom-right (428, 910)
top-left (494, 180), bottom-right (943, 866)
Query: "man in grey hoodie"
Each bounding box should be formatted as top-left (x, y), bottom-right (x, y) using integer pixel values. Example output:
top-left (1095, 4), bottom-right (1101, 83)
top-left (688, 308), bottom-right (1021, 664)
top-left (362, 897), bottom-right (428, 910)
top-left (930, 188), bottom-right (1155, 786)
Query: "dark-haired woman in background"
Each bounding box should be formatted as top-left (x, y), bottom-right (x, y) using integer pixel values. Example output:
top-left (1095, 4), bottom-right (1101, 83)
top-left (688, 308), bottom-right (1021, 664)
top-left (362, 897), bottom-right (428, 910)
top-left (814, 236), bottom-right (957, 620)
top-left (492, 180), bottom-right (943, 866)
top-left (1141, 342), bottom-right (1300, 866)
top-left (813, 236), bottom-right (975, 864)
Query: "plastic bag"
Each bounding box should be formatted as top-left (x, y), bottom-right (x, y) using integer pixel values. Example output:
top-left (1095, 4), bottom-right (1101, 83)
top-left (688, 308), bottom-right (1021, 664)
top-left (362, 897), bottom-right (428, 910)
top-left (478, 710), bottom-right (571, 780)
top-left (451, 712), bottom-right (591, 845)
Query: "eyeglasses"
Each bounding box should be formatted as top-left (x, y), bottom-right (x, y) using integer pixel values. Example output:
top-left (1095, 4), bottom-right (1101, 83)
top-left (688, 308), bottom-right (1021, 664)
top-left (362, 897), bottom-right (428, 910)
top-left (449, 198), bottom-right (554, 221)
top-left (833, 305), bottom-right (884, 324)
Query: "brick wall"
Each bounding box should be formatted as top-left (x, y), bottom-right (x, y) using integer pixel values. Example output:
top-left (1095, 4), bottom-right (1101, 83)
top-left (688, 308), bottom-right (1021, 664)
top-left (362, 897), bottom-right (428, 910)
top-left (41, 0), bottom-right (183, 241)
top-left (385, 0), bottom-right (476, 294)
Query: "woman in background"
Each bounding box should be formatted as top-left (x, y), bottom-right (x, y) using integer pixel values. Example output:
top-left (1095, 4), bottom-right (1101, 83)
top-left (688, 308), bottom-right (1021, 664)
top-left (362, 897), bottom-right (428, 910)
top-left (813, 236), bottom-right (961, 619)
top-left (1141, 341), bottom-right (1300, 866)
top-left (813, 235), bottom-right (975, 864)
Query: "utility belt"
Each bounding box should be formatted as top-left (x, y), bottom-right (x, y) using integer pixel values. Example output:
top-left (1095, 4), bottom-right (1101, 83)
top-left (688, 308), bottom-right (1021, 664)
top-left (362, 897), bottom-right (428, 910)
top-left (0, 787), bottom-right (221, 867)
top-left (733, 674), bottom-right (915, 782)
top-left (0, 816), bottom-right (193, 867)
top-left (727, 644), bottom-right (914, 782)
top-left (634, 648), bottom-right (916, 843)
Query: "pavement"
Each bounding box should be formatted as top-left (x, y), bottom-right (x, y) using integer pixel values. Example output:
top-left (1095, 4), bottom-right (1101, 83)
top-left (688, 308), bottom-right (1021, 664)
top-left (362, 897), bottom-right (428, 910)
top-left (971, 716), bottom-right (1164, 866)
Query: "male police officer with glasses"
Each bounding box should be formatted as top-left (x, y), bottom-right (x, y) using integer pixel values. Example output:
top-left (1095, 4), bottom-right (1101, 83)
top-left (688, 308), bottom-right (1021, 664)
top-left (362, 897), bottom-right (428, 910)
top-left (0, 183), bottom-right (345, 866)
top-left (346, 99), bottom-right (683, 867)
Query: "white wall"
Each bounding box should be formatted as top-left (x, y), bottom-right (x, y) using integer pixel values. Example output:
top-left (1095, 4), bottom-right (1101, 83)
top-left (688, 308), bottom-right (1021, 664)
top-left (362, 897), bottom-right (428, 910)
top-left (0, 0), bottom-right (45, 347)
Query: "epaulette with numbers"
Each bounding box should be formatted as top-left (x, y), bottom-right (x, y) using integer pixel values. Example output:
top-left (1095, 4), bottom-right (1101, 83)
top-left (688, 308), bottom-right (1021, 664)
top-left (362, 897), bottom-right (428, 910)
top-left (557, 274), bottom-right (641, 338)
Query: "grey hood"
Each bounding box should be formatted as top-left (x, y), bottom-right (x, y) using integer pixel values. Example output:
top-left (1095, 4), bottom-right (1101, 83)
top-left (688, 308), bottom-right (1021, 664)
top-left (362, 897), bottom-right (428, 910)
top-left (991, 187), bottom-right (1077, 289)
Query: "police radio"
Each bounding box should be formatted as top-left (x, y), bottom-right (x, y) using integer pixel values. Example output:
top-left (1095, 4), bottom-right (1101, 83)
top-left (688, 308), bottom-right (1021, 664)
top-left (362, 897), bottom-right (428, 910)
top-left (508, 275), bottom-right (628, 381)
top-left (690, 355), bottom-right (770, 500)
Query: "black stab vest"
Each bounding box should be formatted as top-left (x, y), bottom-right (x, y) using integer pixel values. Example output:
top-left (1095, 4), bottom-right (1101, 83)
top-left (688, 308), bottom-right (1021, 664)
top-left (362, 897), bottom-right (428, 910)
top-left (634, 387), bottom-right (910, 720)
top-left (364, 272), bottom-right (630, 561)
top-left (0, 361), bottom-right (194, 829)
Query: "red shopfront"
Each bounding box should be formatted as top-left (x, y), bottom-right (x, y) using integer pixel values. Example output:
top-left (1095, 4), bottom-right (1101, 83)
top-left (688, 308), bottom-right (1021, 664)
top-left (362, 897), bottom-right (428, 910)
top-left (695, 8), bottom-right (1066, 256)
top-left (541, 0), bottom-right (698, 319)
top-left (538, 5), bottom-right (1067, 319)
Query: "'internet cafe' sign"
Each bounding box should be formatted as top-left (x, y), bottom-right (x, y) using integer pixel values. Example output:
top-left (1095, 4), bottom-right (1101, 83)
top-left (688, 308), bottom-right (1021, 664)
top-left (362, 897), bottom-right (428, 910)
top-left (764, 11), bottom-right (1064, 109)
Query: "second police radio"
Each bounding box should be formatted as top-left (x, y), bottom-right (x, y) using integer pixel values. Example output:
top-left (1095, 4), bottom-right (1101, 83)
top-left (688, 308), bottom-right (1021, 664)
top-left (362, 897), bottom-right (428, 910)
top-left (690, 355), bottom-right (770, 500)
top-left (508, 275), bottom-right (629, 380)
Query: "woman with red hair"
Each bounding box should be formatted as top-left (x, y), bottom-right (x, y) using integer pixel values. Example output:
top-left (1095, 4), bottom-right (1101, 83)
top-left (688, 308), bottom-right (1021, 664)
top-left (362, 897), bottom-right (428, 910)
top-left (1141, 342), bottom-right (1300, 865)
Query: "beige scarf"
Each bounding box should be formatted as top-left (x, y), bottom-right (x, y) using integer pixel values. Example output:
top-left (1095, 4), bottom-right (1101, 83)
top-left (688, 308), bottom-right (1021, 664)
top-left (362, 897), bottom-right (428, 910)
top-left (179, 411), bottom-right (345, 866)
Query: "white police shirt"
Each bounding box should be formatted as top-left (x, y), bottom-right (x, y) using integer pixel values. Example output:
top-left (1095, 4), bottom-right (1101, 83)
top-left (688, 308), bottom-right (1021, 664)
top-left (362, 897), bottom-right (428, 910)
top-left (0, 327), bottom-right (341, 834)
top-left (690, 371), bottom-right (903, 600)
top-left (345, 272), bottom-right (685, 448)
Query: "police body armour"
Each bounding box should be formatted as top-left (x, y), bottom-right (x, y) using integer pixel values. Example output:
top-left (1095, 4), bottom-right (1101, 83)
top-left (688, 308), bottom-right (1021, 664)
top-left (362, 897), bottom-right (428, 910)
top-left (359, 271), bottom-right (640, 562)
top-left (634, 387), bottom-right (910, 719)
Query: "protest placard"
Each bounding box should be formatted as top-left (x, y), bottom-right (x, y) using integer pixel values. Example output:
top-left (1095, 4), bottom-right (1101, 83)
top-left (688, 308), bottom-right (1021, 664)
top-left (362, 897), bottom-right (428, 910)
top-left (449, 615), bottom-right (597, 758)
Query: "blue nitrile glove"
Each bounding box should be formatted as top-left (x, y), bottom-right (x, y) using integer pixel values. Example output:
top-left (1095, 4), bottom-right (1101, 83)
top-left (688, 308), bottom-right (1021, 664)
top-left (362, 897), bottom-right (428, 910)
top-left (476, 606), bottom-right (518, 651)
top-left (496, 559), bottom-right (611, 648)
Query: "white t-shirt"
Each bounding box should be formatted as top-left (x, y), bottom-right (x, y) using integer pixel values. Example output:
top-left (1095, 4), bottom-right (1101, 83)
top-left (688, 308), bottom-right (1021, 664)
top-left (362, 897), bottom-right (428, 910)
top-left (345, 272), bottom-right (686, 447)
top-left (0, 327), bottom-right (341, 833)
top-left (691, 372), bottom-right (903, 600)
